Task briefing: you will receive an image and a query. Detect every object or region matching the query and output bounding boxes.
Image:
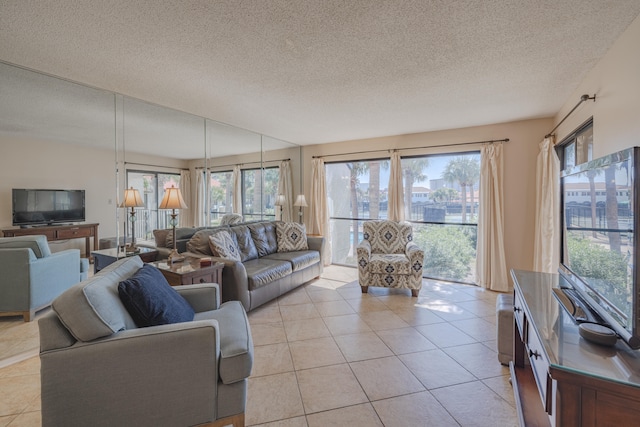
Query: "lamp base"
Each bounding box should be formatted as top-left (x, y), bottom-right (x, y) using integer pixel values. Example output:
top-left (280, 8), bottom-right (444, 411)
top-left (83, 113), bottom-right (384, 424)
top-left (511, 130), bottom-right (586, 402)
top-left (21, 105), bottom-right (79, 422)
top-left (167, 249), bottom-right (185, 264)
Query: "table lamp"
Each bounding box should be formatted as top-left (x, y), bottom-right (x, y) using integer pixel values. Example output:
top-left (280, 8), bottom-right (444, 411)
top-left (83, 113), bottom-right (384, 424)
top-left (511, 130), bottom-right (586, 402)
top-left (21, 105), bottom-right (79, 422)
top-left (275, 194), bottom-right (286, 220)
top-left (159, 185), bottom-right (188, 263)
top-left (294, 194), bottom-right (308, 224)
top-left (120, 187), bottom-right (144, 250)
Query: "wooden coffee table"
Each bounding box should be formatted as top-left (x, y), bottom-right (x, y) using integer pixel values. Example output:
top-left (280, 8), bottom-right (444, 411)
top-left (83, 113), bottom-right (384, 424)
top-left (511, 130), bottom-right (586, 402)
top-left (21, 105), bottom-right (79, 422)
top-left (91, 247), bottom-right (159, 273)
top-left (149, 257), bottom-right (224, 287)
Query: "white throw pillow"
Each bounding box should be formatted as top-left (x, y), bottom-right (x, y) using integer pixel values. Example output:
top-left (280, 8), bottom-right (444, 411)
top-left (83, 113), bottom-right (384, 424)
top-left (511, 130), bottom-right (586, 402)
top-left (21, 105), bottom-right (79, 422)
top-left (208, 230), bottom-right (241, 261)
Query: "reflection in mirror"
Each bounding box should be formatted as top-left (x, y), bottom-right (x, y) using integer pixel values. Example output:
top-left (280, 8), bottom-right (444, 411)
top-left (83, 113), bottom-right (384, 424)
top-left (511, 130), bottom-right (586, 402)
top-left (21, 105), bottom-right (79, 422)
top-left (0, 61), bottom-right (116, 239)
top-left (117, 96), bottom-right (205, 242)
top-left (0, 61), bottom-right (116, 362)
top-left (205, 120), bottom-right (261, 226)
top-left (261, 135), bottom-right (303, 223)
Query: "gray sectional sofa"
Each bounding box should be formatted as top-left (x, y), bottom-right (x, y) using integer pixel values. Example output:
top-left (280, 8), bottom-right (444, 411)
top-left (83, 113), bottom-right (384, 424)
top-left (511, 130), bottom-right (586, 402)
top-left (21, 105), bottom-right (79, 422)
top-left (144, 221), bottom-right (325, 312)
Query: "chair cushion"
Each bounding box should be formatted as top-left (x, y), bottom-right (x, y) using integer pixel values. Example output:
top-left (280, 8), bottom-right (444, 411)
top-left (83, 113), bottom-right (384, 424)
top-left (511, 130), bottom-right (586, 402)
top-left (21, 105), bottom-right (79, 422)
top-left (52, 257), bottom-right (143, 342)
top-left (118, 264), bottom-right (195, 327)
top-left (276, 222), bottom-right (308, 252)
top-left (195, 300), bottom-right (253, 384)
top-left (244, 258), bottom-right (292, 290)
top-left (368, 253), bottom-right (413, 275)
top-left (248, 221), bottom-right (278, 256)
top-left (263, 250), bottom-right (320, 272)
top-left (0, 235), bottom-right (51, 258)
top-left (363, 221), bottom-right (412, 254)
top-left (208, 230), bottom-right (242, 261)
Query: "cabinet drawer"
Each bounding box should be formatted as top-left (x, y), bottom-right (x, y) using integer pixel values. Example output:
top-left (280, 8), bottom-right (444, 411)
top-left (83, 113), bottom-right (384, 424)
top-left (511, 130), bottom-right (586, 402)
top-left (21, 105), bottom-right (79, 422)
top-left (526, 323), bottom-right (552, 415)
top-left (187, 272), bottom-right (215, 285)
top-left (57, 227), bottom-right (92, 239)
top-left (513, 291), bottom-right (526, 338)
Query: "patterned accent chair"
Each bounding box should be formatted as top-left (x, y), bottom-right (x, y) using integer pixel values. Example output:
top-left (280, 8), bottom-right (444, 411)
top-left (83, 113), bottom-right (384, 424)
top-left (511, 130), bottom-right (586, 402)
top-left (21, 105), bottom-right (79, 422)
top-left (357, 220), bottom-right (424, 296)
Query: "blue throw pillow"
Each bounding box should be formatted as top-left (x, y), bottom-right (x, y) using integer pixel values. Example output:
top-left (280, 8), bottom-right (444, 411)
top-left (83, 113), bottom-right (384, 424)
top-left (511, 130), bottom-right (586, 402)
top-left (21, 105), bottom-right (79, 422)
top-left (118, 264), bottom-right (195, 327)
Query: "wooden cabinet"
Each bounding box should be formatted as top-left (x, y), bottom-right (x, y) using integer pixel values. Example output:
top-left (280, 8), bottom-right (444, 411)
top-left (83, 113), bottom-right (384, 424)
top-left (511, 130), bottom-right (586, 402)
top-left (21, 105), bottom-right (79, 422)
top-left (511, 270), bottom-right (640, 427)
top-left (150, 258), bottom-right (224, 287)
top-left (3, 223), bottom-right (99, 258)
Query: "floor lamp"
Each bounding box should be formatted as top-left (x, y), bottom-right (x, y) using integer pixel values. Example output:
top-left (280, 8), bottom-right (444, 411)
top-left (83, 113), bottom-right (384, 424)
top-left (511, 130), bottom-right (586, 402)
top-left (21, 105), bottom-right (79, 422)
top-left (159, 185), bottom-right (188, 263)
top-left (294, 194), bottom-right (308, 224)
top-left (120, 187), bottom-right (144, 250)
top-left (275, 194), bottom-right (286, 220)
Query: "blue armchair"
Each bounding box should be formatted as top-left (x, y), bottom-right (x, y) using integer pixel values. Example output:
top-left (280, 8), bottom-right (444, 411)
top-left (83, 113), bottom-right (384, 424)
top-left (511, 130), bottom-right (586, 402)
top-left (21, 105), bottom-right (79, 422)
top-left (0, 235), bottom-right (88, 321)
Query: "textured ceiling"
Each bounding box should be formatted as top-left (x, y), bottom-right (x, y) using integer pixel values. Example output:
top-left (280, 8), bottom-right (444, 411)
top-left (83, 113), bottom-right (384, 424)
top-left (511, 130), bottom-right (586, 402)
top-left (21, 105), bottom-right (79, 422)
top-left (1, 1), bottom-right (639, 146)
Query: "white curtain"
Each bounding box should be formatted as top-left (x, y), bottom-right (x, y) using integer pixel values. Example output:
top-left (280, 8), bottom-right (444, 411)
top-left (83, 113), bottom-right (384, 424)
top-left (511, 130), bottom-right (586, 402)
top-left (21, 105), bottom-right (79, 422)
top-left (310, 158), bottom-right (331, 265)
top-left (533, 136), bottom-right (560, 273)
top-left (277, 160), bottom-right (294, 221)
top-left (178, 170), bottom-right (192, 227)
top-left (476, 143), bottom-right (509, 291)
top-left (193, 169), bottom-right (207, 227)
top-left (388, 152), bottom-right (405, 221)
top-left (232, 165), bottom-right (242, 215)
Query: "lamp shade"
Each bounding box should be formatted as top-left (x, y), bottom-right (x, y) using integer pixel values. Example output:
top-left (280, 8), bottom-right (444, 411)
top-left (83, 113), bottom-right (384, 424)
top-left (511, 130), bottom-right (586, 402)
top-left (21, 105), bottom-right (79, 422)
top-left (120, 187), bottom-right (144, 208)
top-left (275, 194), bottom-right (286, 206)
top-left (293, 194), bottom-right (308, 207)
top-left (159, 185), bottom-right (188, 210)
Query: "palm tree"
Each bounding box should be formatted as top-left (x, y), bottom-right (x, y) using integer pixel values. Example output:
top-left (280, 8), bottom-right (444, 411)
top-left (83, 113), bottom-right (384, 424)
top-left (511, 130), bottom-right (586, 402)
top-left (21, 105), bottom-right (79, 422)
top-left (347, 162), bottom-right (368, 255)
top-left (431, 187), bottom-right (459, 203)
top-left (368, 160), bottom-right (390, 220)
top-left (403, 159), bottom-right (429, 220)
top-left (443, 156), bottom-right (480, 223)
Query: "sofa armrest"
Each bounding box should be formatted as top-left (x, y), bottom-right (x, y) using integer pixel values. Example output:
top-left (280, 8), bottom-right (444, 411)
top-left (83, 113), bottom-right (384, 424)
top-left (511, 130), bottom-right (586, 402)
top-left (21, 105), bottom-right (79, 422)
top-left (40, 320), bottom-right (220, 426)
top-left (175, 283), bottom-right (220, 312)
top-left (307, 236), bottom-right (326, 268)
top-left (405, 242), bottom-right (424, 276)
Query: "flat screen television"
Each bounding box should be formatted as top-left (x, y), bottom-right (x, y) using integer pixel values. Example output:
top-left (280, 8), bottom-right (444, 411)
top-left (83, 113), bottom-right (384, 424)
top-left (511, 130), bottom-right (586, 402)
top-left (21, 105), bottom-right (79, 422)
top-left (12, 189), bottom-right (85, 227)
top-left (558, 147), bottom-right (640, 349)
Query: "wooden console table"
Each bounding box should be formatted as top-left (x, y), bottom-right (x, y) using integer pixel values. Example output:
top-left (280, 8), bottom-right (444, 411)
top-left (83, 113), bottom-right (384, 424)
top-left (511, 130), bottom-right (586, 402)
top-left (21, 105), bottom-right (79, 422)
top-left (511, 269), bottom-right (640, 426)
top-left (2, 223), bottom-right (99, 258)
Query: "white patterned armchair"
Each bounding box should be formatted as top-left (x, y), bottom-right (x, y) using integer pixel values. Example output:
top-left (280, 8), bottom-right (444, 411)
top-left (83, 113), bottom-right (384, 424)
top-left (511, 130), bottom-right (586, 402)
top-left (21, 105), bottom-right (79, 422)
top-left (357, 220), bottom-right (424, 296)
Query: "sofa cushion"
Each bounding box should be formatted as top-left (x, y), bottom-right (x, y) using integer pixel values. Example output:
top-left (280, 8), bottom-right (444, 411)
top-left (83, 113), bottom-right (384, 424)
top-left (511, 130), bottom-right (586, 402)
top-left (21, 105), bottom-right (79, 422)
top-left (52, 257), bottom-right (143, 342)
top-left (276, 222), bottom-right (308, 252)
top-left (243, 258), bottom-right (292, 290)
top-left (263, 250), bottom-right (320, 272)
top-left (194, 300), bottom-right (253, 384)
top-left (208, 230), bottom-right (241, 261)
top-left (118, 264), bottom-right (195, 327)
top-left (248, 222), bottom-right (278, 257)
top-left (187, 227), bottom-right (226, 256)
top-left (165, 227), bottom-right (199, 250)
top-left (229, 224), bottom-right (258, 262)
top-left (0, 235), bottom-right (51, 258)
top-left (153, 229), bottom-right (171, 248)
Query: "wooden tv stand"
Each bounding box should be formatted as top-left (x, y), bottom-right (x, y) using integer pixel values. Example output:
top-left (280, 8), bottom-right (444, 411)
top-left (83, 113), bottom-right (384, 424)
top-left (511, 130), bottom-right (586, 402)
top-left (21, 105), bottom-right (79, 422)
top-left (2, 223), bottom-right (99, 259)
top-left (511, 270), bottom-right (640, 426)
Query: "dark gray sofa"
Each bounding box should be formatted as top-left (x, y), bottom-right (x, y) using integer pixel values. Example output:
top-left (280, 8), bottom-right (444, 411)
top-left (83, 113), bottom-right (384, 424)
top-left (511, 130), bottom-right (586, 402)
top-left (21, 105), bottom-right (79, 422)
top-left (185, 221), bottom-right (325, 312)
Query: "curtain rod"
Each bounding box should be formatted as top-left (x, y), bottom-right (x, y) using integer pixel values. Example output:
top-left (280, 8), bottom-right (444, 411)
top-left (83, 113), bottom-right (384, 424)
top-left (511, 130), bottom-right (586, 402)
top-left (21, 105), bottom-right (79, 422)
top-left (311, 138), bottom-right (509, 159)
top-left (124, 161), bottom-right (189, 171)
top-left (545, 94), bottom-right (596, 138)
top-left (198, 157), bottom-right (290, 170)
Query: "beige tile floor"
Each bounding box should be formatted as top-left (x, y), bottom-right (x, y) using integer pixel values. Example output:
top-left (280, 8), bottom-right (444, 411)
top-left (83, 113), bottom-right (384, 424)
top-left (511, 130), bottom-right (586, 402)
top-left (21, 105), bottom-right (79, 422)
top-left (0, 265), bottom-right (516, 426)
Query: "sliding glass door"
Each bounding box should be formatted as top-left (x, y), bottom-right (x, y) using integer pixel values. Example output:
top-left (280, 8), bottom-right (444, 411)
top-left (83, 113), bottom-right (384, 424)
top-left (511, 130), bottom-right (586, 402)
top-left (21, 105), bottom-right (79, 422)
top-left (126, 171), bottom-right (181, 240)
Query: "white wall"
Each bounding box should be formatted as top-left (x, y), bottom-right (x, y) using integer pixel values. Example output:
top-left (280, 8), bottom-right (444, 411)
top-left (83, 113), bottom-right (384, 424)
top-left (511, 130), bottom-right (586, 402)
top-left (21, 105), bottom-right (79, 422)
top-left (554, 14), bottom-right (640, 154)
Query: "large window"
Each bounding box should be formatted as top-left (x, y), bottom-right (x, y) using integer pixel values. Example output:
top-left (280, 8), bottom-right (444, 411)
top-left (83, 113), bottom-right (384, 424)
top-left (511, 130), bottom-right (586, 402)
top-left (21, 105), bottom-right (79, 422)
top-left (209, 170), bottom-right (234, 225)
top-left (242, 167), bottom-right (279, 221)
top-left (126, 171), bottom-right (181, 240)
top-left (325, 152), bottom-right (480, 284)
top-left (557, 119), bottom-right (593, 170)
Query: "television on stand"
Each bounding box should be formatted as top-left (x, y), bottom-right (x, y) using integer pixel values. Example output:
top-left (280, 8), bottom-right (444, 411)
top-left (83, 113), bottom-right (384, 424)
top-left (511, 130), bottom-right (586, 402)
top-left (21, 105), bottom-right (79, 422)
top-left (557, 147), bottom-right (640, 349)
top-left (12, 189), bottom-right (85, 227)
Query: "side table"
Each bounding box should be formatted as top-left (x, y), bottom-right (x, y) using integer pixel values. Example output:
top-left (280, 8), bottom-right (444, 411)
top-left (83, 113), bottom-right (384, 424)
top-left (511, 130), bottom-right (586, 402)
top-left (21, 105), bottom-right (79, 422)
top-left (91, 247), bottom-right (159, 273)
top-left (149, 257), bottom-right (224, 287)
